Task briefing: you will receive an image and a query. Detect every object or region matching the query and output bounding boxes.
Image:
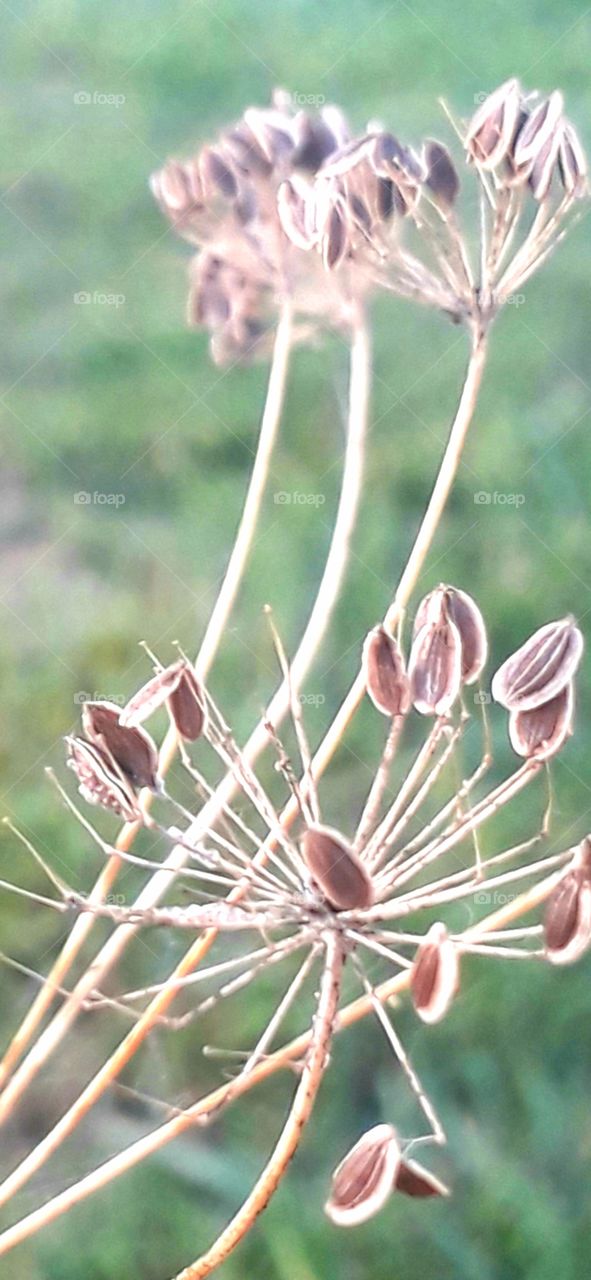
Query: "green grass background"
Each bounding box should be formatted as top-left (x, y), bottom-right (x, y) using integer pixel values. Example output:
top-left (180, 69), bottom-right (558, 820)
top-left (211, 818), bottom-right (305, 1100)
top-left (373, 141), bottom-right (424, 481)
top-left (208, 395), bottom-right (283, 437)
top-left (1, 1), bottom-right (591, 1276)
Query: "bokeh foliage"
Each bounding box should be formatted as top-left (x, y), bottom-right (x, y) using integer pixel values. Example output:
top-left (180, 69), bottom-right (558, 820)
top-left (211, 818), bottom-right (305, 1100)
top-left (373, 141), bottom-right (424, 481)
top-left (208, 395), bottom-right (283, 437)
top-left (0, 1), bottom-right (590, 1277)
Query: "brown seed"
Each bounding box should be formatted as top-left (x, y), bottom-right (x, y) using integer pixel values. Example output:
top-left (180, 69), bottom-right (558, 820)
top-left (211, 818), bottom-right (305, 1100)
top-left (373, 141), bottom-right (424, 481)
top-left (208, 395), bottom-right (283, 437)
top-left (465, 79), bottom-right (521, 170)
top-left (558, 120), bottom-right (587, 198)
top-left (545, 851), bottom-right (591, 966)
top-left (168, 665), bottom-right (207, 742)
top-left (491, 616), bottom-right (583, 712)
top-left (508, 683), bottom-right (573, 761)
top-left (409, 592), bottom-right (462, 717)
top-left (394, 1157), bottom-right (450, 1198)
top-left (424, 139), bottom-right (460, 209)
top-left (66, 736), bottom-right (140, 824)
top-left (363, 626), bottom-right (410, 717)
top-left (324, 1124), bottom-right (400, 1227)
top-left (414, 586), bottom-right (487, 686)
top-left (511, 91), bottom-right (564, 180)
top-left (199, 147), bottom-right (238, 200)
top-left (121, 662), bottom-right (186, 727)
top-left (322, 204), bottom-right (348, 270)
top-left (81, 702), bottom-right (159, 791)
top-left (411, 922), bottom-right (459, 1024)
top-left (302, 824), bottom-right (374, 911)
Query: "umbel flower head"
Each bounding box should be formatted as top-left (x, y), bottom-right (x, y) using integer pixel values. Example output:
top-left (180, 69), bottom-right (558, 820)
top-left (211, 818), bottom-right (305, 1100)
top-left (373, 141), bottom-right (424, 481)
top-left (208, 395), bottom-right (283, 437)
top-left (151, 83), bottom-right (587, 362)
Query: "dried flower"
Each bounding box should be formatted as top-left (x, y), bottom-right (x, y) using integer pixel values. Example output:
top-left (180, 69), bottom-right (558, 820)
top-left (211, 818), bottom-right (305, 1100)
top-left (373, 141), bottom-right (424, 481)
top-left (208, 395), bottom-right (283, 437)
top-left (491, 616), bottom-right (583, 711)
top-left (545, 841), bottom-right (591, 965)
top-left (508, 683), bottom-right (573, 761)
top-left (363, 625), bottom-right (410, 717)
top-left (302, 824), bottom-right (374, 911)
top-left (325, 1124), bottom-right (400, 1226)
top-left (410, 922), bottom-right (460, 1023)
top-left (465, 79), bottom-right (521, 170)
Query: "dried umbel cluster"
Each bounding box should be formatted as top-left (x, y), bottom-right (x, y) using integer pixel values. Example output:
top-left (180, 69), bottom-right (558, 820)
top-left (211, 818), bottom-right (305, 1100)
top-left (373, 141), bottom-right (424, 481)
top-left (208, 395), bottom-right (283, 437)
top-left (32, 588), bottom-right (583, 1233)
top-left (151, 81), bottom-right (587, 360)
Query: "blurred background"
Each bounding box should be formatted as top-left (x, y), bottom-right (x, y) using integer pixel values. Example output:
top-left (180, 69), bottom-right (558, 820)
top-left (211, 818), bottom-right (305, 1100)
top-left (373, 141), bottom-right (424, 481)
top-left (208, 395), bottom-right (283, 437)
top-left (1, 1), bottom-right (590, 1277)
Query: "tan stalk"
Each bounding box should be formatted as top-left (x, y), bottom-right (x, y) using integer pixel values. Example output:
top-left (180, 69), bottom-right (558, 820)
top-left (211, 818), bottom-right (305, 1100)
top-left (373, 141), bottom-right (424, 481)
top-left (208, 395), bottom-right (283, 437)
top-left (0, 301), bottom-right (294, 1093)
top-left (0, 315), bottom-right (371, 1138)
top-left (173, 931), bottom-right (344, 1280)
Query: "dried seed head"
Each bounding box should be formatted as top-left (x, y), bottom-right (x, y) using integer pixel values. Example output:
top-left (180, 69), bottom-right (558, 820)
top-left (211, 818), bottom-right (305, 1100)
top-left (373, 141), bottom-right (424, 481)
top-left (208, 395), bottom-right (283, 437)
top-left (491, 616), bottom-right (583, 711)
top-left (558, 120), bottom-right (588, 198)
top-left (423, 139), bottom-right (460, 209)
top-left (363, 625), bottom-right (410, 717)
top-left (66, 736), bottom-right (141, 824)
top-left (511, 91), bottom-right (564, 183)
top-left (324, 1124), bottom-right (400, 1227)
top-left (409, 591), bottom-right (462, 716)
top-left (302, 824), bottom-right (374, 911)
top-left (410, 922), bottom-right (459, 1024)
top-left (545, 844), bottom-right (591, 966)
top-left (465, 78), bottom-right (521, 170)
top-left (508, 683), bottom-right (573, 761)
top-left (414, 585), bottom-right (487, 686)
top-left (81, 701), bottom-right (159, 791)
top-left (394, 1157), bottom-right (450, 1198)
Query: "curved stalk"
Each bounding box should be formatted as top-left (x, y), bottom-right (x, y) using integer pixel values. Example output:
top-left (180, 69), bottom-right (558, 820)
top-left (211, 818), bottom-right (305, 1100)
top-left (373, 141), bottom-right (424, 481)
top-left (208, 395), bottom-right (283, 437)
top-left (0, 302), bottom-right (294, 1095)
top-left (173, 931), bottom-right (343, 1280)
top-left (0, 864), bottom-right (562, 1261)
top-left (0, 319), bottom-right (371, 1181)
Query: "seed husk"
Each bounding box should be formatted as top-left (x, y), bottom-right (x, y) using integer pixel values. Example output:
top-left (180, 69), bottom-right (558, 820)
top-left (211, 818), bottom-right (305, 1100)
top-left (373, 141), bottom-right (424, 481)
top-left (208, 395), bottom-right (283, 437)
top-left (324, 1124), bottom-right (400, 1227)
top-left (302, 824), bottom-right (373, 911)
top-left (82, 701), bottom-right (159, 791)
top-left (511, 91), bottom-right (563, 178)
top-left (363, 625), bottom-right (410, 718)
top-left (168, 666), bottom-right (208, 742)
top-left (557, 120), bottom-right (587, 198)
top-left (545, 850), bottom-right (591, 966)
top-left (508, 683), bottom-right (573, 761)
top-left (409, 595), bottom-right (462, 717)
top-left (424, 139), bottom-right (460, 209)
top-left (465, 79), bottom-right (521, 170)
top-left (491, 616), bottom-right (583, 712)
top-left (66, 736), bottom-right (140, 824)
top-left (414, 585), bottom-right (487, 686)
top-left (394, 1157), bottom-right (450, 1198)
top-left (411, 922), bottom-right (459, 1023)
